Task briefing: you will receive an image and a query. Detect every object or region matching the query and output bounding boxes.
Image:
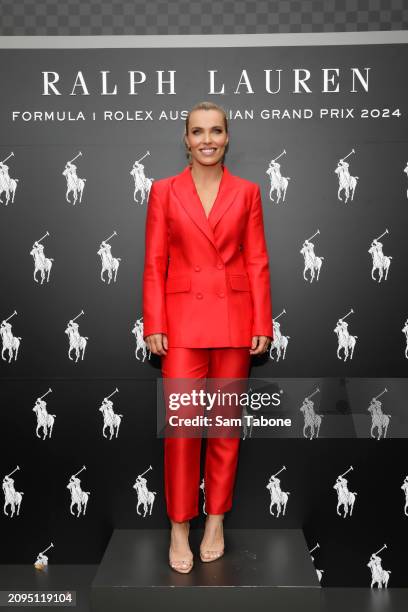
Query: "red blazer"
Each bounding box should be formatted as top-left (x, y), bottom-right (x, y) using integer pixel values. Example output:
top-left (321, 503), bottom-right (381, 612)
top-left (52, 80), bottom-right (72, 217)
top-left (142, 164), bottom-right (273, 348)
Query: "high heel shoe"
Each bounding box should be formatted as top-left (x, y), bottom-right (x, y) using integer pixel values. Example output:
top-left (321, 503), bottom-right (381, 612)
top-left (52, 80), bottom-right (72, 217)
top-left (199, 520), bottom-right (224, 563)
top-left (169, 554), bottom-right (194, 573)
top-left (169, 522), bottom-right (194, 574)
top-left (199, 547), bottom-right (224, 563)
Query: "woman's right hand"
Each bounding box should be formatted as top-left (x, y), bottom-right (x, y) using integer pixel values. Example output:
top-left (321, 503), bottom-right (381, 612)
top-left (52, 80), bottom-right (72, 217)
top-left (145, 333), bottom-right (168, 356)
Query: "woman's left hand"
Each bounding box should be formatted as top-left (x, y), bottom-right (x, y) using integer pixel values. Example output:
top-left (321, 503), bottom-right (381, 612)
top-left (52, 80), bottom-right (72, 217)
top-left (249, 335), bottom-right (272, 355)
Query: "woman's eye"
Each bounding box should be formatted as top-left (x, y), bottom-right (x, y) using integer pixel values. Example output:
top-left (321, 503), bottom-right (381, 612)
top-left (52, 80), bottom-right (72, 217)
top-left (192, 129), bottom-right (222, 134)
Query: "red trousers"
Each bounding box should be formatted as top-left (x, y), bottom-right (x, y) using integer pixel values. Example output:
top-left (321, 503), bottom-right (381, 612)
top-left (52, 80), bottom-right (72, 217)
top-left (161, 347), bottom-right (251, 522)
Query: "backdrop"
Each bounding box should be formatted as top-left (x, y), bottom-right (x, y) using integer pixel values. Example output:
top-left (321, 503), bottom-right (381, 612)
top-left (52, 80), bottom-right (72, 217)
top-left (1, 39), bottom-right (407, 587)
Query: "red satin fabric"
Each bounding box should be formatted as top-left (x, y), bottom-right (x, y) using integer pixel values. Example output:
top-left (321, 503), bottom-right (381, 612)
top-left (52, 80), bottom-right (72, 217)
top-left (142, 164), bottom-right (273, 347)
top-left (162, 347), bottom-right (251, 522)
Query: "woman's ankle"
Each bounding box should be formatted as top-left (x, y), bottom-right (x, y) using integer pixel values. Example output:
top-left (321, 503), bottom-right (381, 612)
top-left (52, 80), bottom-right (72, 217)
top-left (205, 513), bottom-right (224, 522)
top-left (170, 519), bottom-right (190, 530)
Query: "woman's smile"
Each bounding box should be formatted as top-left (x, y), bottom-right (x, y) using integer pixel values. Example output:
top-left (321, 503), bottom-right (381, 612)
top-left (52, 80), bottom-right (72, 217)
top-left (199, 147), bottom-right (217, 156)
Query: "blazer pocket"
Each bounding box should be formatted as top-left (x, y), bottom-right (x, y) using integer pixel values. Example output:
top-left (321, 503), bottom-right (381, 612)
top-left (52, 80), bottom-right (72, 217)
top-left (165, 275), bottom-right (191, 293)
top-left (228, 273), bottom-right (250, 292)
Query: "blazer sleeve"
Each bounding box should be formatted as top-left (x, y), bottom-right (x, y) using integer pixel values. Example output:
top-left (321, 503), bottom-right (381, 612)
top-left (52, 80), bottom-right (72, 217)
top-left (142, 181), bottom-right (169, 338)
top-left (242, 184), bottom-right (273, 340)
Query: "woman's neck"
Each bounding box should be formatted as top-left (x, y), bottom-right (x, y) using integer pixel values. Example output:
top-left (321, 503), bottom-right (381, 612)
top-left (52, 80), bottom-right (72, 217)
top-left (190, 162), bottom-right (224, 187)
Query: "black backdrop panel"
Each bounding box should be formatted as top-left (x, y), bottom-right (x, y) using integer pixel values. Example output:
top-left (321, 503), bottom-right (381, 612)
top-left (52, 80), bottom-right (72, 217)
top-left (1, 43), bottom-right (407, 586)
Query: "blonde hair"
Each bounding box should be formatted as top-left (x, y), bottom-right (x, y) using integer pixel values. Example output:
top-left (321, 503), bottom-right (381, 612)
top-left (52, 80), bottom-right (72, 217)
top-left (182, 101), bottom-right (229, 165)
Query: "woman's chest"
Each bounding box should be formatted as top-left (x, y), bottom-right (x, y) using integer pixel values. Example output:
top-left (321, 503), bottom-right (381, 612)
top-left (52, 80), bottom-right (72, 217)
top-left (194, 185), bottom-right (221, 218)
top-left (166, 195), bottom-right (250, 243)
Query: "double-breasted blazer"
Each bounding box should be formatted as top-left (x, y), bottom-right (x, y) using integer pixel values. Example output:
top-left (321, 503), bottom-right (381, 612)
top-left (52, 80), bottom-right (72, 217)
top-left (142, 164), bottom-right (273, 348)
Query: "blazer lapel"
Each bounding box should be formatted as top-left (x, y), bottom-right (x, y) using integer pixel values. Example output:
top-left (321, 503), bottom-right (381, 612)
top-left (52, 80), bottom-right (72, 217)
top-left (171, 164), bottom-right (239, 250)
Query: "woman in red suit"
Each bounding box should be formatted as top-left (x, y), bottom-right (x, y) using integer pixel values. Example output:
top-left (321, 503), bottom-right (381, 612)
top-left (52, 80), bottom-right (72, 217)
top-left (143, 101), bottom-right (273, 573)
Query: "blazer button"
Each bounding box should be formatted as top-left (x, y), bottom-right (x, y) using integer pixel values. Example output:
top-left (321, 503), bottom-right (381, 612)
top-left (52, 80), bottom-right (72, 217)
top-left (218, 292), bottom-right (225, 298)
top-left (216, 263), bottom-right (224, 270)
top-left (194, 265), bottom-right (201, 272)
top-left (196, 292), bottom-right (203, 299)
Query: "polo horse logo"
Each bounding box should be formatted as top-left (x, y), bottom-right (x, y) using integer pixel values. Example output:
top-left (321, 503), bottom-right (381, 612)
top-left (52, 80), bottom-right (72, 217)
top-left (133, 317), bottom-right (151, 362)
top-left (300, 230), bottom-right (324, 282)
top-left (241, 395), bottom-right (254, 440)
top-left (200, 478), bottom-right (207, 514)
top-left (130, 151), bottom-right (153, 204)
top-left (133, 465), bottom-right (156, 517)
top-left (401, 475), bottom-right (408, 516)
top-left (34, 543), bottom-right (54, 570)
top-left (30, 231), bottom-right (54, 284)
top-left (367, 388), bottom-right (391, 440)
top-left (335, 149), bottom-right (358, 203)
top-left (67, 466), bottom-right (90, 517)
top-left (334, 308), bottom-right (357, 361)
top-left (33, 388), bottom-right (56, 439)
top-left (300, 387), bottom-right (323, 439)
top-left (368, 229), bottom-right (392, 282)
top-left (97, 231), bottom-right (121, 283)
top-left (99, 388), bottom-right (123, 440)
top-left (1, 310), bottom-right (21, 362)
top-left (367, 544), bottom-right (391, 588)
top-left (65, 310), bottom-right (88, 362)
top-left (269, 309), bottom-right (290, 361)
top-left (62, 152), bottom-right (86, 205)
top-left (333, 466), bottom-right (357, 518)
top-left (402, 318), bottom-right (408, 359)
top-left (266, 466), bottom-right (290, 517)
top-left (266, 149), bottom-right (290, 203)
top-left (2, 466), bottom-right (24, 517)
top-left (309, 543), bottom-right (324, 583)
top-left (0, 152), bottom-right (19, 205)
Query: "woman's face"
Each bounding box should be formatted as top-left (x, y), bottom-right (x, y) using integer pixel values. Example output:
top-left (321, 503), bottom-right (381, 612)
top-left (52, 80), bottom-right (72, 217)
top-left (184, 109), bottom-right (229, 167)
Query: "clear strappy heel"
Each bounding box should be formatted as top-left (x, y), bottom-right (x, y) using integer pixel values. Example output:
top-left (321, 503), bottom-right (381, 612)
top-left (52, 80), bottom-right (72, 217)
top-left (169, 522), bottom-right (194, 573)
